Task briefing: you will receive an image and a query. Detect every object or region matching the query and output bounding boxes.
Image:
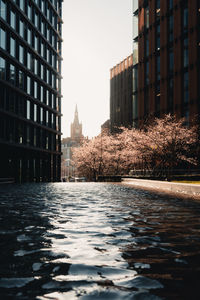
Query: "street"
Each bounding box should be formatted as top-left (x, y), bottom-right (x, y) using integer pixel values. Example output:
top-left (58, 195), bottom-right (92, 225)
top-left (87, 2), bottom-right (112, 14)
top-left (0, 182), bottom-right (200, 299)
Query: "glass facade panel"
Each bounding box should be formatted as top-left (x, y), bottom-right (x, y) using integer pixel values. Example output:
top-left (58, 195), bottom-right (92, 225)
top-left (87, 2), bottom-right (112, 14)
top-left (0, 28), bottom-right (6, 50)
top-left (0, 56), bottom-right (6, 79)
top-left (27, 28), bottom-right (31, 45)
top-left (19, 20), bottom-right (24, 38)
top-left (41, 86), bottom-right (43, 102)
top-left (28, 4), bottom-right (31, 20)
top-left (34, 58), bottom-right (38, 75)
top-left (10, 11), bottom-right (16, 29)
top-left (27, 100), bottom-right (30, 119)
top-left (19, 70), bottom-right (24, 89)
top-left (34, 36), bottom-right (38, 52)
top-left (19, 45), bottom-right (24, 64)
top-left (34, 81), bottom-right (37, 98)
top-left (10, 37), bottom-right (15, 57)
top-left (27, 52), bottom-right (31, 69)
top-left (35, 13), bottom-right (38, 27)
top-left (0, 0), bottom-right (6, 20)
top-left (40, 107), bottom-right (43, 124)
top-left (10, 64), bottom-right (15, 85)
top-left (27, 76), bottom-right (31, 94)
top-left (34, 104), bottom-right (37, 122)
top-left (19, 0), bottom-right (24, 12)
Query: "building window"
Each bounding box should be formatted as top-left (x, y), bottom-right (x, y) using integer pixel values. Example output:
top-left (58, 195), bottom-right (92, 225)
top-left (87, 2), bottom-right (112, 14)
top-left (27, 100), bottom-right (30, 119)
top-left (19, 45), bottom-right (24, 64)
top-left (27, 28), bottom-right (31, 45)
top-left (183, 38), bottom-right (188, 68)
top-left (34, 104), bottom-right (37, 122)
top-left (46, 110), bottom-right (49, 126)
top-left (41, 64), bottom-right (44, 80)
top-left (19, 70), bottom-right (24, 89)
top-left (34, 58), bottom-right (38, 75)
top-left (19, 0), bottom-right (24, 12)
top-left (40, 107), bottom-right (43, 124)
top-left (27, 76), bottom-right (31, 94)
top-left (0, 27), bottom-right (6, 50)
top-left (34, 35), bottom-right (38, 52)
top-left (34, 81), bottom-right (38, 98)
top-left (0, 56), bottom-right (6, 79)
top-left (47, 69), bottom-right (49, 84)
top-left (169, 14), bottom-right (173, 43)
top-left (41, 41), bottom-right (44, 57)
top-left (0, 0), bottom-right (6, 20)
top-left (169, 0), bottom-right (173, 10)
top-left (34, 12), bottom-right (38, 27)
top-left (27, 52), bottom-right (31, 69)
top-left (183, 3), bottom-right (188, 33)
top-left (41, 20), bottom-right (44, 35)
top-left (156, 0), bottom-right (160, 19)
top-left (47, 27), bottom-right (50, 42)
top-left (10, 37), bottom-right (15, 57)
top-left (40, 85), bottom-right (43, 102)
top-left (156, 23), bottom-right (160, 51)
top-left (41, 0), bottom-right (45, 14)
top-left (157, 55), bottom-right (160, 81)
top-left (28, 3), bottom-right (31, 20)
top-left (145, 5), bottom-right (149, 29)
top-left (10, 10), bottom-right (16, 29)
top-left (10, 64), bottom-right (15, 85)
top-left (19, 20), bottom-right (24, 38)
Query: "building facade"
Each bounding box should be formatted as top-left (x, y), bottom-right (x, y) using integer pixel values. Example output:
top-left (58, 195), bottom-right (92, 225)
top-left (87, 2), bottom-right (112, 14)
top-left (61, 106), bottom-right (84, 181)
top-left (0, 0), bottom-right (63, 182)
top-left (70, 104), bottom-right (83, 143)
top-left (110, 55), bottom-right (134, 133)
top-left (135, 0), bottom-right (200, 127)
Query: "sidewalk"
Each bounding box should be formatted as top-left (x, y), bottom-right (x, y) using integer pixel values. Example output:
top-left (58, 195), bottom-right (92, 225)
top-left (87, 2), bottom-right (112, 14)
top-left (121, 178), bottom-right (200, 198)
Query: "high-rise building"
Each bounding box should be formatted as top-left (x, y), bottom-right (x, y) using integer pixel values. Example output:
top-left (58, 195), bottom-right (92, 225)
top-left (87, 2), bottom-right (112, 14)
top-left (134, 0), bottom-right (200, 127)
top-left (110, 55), bottom-right (134, 133)
top-left (0, 0), bottom-right (63, 182)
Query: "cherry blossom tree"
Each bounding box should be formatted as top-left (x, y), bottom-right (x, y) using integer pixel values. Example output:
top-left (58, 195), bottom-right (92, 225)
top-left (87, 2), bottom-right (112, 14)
top-left (72, 114), bottom-right (198, 181)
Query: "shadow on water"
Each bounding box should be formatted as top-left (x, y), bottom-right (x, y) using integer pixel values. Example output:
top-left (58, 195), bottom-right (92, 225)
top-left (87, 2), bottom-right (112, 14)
top-left (0, 184), bottom-right (71, 299)
top-left (0, 183), bottom-right (200, 299)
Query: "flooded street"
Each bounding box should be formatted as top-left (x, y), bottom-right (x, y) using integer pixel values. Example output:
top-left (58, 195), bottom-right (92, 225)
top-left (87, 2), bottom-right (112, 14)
top-left (0, 183), bottom-right (200, 299)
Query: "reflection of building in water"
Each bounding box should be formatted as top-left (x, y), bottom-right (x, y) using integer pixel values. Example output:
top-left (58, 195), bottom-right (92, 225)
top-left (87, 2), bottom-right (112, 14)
top-left (61, 105), bottom-right (84, 181)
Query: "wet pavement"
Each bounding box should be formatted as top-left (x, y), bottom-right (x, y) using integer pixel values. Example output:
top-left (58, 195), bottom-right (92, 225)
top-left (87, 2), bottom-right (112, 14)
top-left (0, 182), bottom-right (200, 299)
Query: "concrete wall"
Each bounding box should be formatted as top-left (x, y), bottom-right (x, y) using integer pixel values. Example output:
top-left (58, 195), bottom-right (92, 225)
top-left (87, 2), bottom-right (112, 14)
top-left (122, 178), bottom-right (200, 197)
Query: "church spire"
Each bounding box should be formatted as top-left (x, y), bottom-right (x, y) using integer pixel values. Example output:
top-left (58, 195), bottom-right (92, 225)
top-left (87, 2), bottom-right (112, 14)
top-left (70, 105), bottom-right (83, 141)
top-left (73, 104), bottom-right (79, 124)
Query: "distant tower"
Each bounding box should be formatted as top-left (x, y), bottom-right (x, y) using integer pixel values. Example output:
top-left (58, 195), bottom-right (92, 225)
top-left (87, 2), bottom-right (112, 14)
top-left (70, 105), bottom-right (83, 142)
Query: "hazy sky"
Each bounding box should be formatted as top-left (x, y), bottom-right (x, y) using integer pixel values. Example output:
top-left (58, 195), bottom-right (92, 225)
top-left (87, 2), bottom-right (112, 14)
top-left (62, 0), bottom-right (132, 138)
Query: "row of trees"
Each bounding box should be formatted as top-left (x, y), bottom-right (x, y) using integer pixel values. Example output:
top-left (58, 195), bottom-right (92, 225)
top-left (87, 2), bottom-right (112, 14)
top-left (72, 115), bottom-right (199, 181)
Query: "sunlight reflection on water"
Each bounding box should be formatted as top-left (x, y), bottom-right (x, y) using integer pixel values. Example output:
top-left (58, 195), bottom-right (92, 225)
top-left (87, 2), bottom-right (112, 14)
top-left (1, 182), bottom-right (200, 299)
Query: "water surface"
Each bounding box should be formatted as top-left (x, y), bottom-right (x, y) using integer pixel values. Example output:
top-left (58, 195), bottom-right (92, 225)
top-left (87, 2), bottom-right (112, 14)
top-left (0, 183), bottom-right (200, 299)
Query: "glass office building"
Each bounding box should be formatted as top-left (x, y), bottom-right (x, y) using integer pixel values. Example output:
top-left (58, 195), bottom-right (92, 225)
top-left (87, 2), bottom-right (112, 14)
top-left (0, 0), bottom-right (63, 182)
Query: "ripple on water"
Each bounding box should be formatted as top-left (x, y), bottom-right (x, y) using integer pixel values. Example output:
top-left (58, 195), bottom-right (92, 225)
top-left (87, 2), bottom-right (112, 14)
top-left (0, 277), bottom-right (35, 288)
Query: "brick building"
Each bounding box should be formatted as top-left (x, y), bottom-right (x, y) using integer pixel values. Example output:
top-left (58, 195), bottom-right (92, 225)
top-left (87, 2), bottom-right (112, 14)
top-left (134, 0), bottom-right (200, 127)
top-left (110, 55), bottom-right (134, 133)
